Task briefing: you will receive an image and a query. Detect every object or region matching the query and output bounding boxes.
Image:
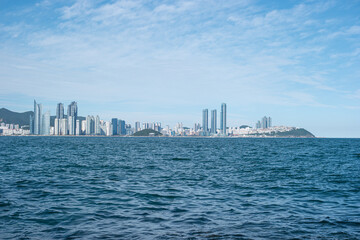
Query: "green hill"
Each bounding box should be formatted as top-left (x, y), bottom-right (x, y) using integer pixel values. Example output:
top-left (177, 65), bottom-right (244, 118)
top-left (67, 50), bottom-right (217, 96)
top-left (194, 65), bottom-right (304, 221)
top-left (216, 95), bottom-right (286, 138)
top-left (0, 108), bottom-right (33, 126)
top-left (273, 128), bottom-right (315, 137)
top-left (133, 129), bottom-right (162, 136)
top-left (249, 128), bottom-right (315, 138)
top-left (0, 108), bottom-right (86, 127)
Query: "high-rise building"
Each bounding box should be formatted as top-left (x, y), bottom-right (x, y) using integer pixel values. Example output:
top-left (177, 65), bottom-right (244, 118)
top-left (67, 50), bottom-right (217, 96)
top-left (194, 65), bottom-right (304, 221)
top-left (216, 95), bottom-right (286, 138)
top-left (194, 123), bottom-right (201, 132)
top-left (111, 118), bottom-right (118, 135)
top-left (60, 118), bottom-right (68, 135)
top-left (29, 115), bottom-right (34, 134)
top-left (86, 115), bottom-right (95, 135)
top-left (81, 120), bottom-right (86, 135)
top-left (256, 116), bottom-right (272, 129)
top-left (262, 116), bottom-right (268, 129)
top-left (67, 102), bottom-right (77, 135)
top-left (268, 117), bottom-right (272, 128)
top-left (56, 103), bottom-right (64, 119)
top-left (105, 121), bottom-right (112, 136)
top-left (54, 118), bottom-right (59, 135)
top-left (95, 115), bottom-right (100, 135)
top-left (135, 122), bottom-right (141, 132)
top-left (41, 111), bottom-right (50, 135)
top-left (220, 103), bottom-right (227, 135)
top-left (118, 120), bottom-right (126, 135)
top-left (155, 122), bottom-right (161, 132)
top-left (211, 109), bottom-right (217, 135)
top-left (256, 120), bottom-right (261, 129)
top-left (202, 109), bottom-right (208, 135)
top-left (76, 120), bottom-right (80, 135)
top-left (68, 116), bottom-right (73, 135)
top-left (33, 100), bottom-right (42, 135)
top-left (125, 123), bottom-right (132, 135)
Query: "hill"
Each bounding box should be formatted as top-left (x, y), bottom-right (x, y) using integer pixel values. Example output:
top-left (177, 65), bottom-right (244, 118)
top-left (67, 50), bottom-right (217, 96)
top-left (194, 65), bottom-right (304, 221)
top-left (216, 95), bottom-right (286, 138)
top-left (0, 108), bottom-right (86, 127)
top-left (133, 129), bottom-right (162, 136)
top-left (0, 108), bottom-right (33, 126)
top-left (272, 128), bottom-right (315, 137)
top-left (248, 127), bottom-right (315, 138)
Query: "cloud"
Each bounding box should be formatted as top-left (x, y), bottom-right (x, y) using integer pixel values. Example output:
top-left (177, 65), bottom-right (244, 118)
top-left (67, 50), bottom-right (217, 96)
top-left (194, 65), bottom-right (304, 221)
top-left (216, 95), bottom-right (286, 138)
top-left (0, 0), bottom-right (359, 131)
top-left (328, 25), bottom-right (360, 38)
top-left (60, 0), bottom-right (93, 19)
top-left (347, 89), bottom-right (360, 100)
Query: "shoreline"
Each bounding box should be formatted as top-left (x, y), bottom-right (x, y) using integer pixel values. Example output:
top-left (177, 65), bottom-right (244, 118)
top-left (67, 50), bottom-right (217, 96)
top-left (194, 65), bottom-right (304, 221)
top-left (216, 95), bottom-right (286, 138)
top-left (1, 135), bottom-right (318, 138)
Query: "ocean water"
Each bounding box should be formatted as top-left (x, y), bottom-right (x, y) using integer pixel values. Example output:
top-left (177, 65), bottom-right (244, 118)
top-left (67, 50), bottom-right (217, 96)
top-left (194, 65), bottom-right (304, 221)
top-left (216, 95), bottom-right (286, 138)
top-left (0, 137), bottom-right (359, 239)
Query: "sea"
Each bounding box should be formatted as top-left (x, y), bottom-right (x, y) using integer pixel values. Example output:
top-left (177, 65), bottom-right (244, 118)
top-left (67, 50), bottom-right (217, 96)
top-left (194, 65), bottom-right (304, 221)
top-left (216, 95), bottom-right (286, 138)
top-left (0, 137), bottom-right (359, 239)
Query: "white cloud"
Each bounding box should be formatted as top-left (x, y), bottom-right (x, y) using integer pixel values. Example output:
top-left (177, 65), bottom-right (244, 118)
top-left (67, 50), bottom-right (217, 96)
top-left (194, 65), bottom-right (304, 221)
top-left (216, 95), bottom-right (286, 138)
top-left (61, 0), bottom-right (93, 19)
top-left (0, 0), bottom-right (359, 133)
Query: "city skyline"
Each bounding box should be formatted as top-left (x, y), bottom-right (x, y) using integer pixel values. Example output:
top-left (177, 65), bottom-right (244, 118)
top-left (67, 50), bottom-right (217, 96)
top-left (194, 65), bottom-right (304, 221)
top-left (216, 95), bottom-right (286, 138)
top-left (29, 99), bottom-right (232, 136)
top-left (0, 1), bottom-right (360, 137)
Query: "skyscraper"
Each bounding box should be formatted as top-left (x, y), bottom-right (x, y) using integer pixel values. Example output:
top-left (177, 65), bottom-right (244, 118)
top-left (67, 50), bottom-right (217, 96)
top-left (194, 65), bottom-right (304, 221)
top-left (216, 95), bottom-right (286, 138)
top-left (86, 115), bottom-right (95, 135)
top-left (210, 109), bottom-right (217, 135)
top-left (76, 120), bottom-right (80, 135)
top-left (220, 103), bottom-right (227, 135)
top-left (29, 115), bottom-right (34, 134)
top-left (81, 120), bottom-right (86, 134)
top-left (60, 118), bottom-right (68, 135)
top-left (202, 109), bottom-right (208, 135)
top-left (118, 120), bottom-right (126, 135)
top-left (68, 116), bottom-right (73, 135)
top-left (262, 116), bottom-right (268, 129)
top-left (268, 117), bottom-right (272, 128)
top-left (67, 101), bottom-right (77, 135)
top-left (111, 118), bottom-right (118, 135)
top-left (135, 122), bottom-right (141, 132)
top-left (56, 103), bottom-right (64, 119)
top-left (41, 111), bottom-right (50, 135)
top-left (54, 118), bottom-right (59, 135)
top-left (95, 115), bottom-right (100, 135)
top-left (33, 100), bottom-right (42, 135)
top-left (55, 104), bottom-right (63, 135)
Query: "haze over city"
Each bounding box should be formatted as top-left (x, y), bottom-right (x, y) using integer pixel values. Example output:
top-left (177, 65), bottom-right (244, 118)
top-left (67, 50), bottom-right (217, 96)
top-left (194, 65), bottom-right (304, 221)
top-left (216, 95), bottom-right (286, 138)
top-left (1, 0), bottom-right (360, 137)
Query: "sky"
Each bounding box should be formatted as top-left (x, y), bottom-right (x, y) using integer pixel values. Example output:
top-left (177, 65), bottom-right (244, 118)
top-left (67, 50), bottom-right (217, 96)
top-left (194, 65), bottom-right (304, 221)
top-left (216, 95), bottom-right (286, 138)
top-left (0, 0), bottom-right (360, 137)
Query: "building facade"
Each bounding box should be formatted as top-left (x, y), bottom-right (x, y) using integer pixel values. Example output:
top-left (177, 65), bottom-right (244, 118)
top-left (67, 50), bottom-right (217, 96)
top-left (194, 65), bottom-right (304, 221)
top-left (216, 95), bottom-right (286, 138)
top-left (56, 103), bottom-right (64, 119)
top-left (33, 100), bottom-right (42, 135)
top-left (202, 109), bottom-right (208, 135)
top-left (41, 111), bottom-right (50, 135)
top-left (111, 118), bottom-right (118, 135)
top-left (211, 109), bottom-right (217, 135)
top-left (118, 120), bottom-right (126, 135)
top-left (135, 122), bottom-right (141, 132)
top-left (220, 103), bottom-right (227, 135)
top-left (67, 101), bottom-right (77, 135)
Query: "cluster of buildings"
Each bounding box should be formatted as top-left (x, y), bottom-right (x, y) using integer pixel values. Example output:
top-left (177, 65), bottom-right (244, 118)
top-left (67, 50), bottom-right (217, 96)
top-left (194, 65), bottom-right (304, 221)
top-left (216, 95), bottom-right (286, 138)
top-left (52, 102), bottom-right (78, 135)
top-left (201, 103), bottom-right (227, 136)
top-left (1, 100), bottom-right (278, 137)
top-left (26, 100), bottom-right (231, 137)
top-left (0, 122), bottom-right (30, 135)
top-left (255, 116), bottom-right (272, 129)
top-left (28, 100), bottom-right (143, 136)
top-left (30, 100), bottom-right (51, 135)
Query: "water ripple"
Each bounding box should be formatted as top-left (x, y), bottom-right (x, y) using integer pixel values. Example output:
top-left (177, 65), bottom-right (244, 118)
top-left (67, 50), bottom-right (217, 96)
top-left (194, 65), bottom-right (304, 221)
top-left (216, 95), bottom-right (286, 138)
top-left (0, 137), bottom-right (360, 239)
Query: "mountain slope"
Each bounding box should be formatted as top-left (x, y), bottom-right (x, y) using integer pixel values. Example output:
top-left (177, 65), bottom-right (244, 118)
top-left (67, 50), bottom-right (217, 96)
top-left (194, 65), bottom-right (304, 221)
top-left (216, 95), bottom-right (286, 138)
top-left (0, 108), bottom-right (86, 127)
top-left (0, 108), bottom-right (33, 126)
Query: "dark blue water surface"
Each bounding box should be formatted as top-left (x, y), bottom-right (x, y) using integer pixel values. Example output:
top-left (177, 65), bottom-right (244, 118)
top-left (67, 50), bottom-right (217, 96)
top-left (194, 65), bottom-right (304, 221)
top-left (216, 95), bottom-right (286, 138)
top-left (1, 137), bottom-right (360, 239)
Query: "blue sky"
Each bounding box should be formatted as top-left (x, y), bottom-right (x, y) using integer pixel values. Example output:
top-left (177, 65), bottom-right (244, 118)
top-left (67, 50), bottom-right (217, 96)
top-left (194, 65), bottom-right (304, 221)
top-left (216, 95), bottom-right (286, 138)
top-left (1, 0), bottom-right (360, 137)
